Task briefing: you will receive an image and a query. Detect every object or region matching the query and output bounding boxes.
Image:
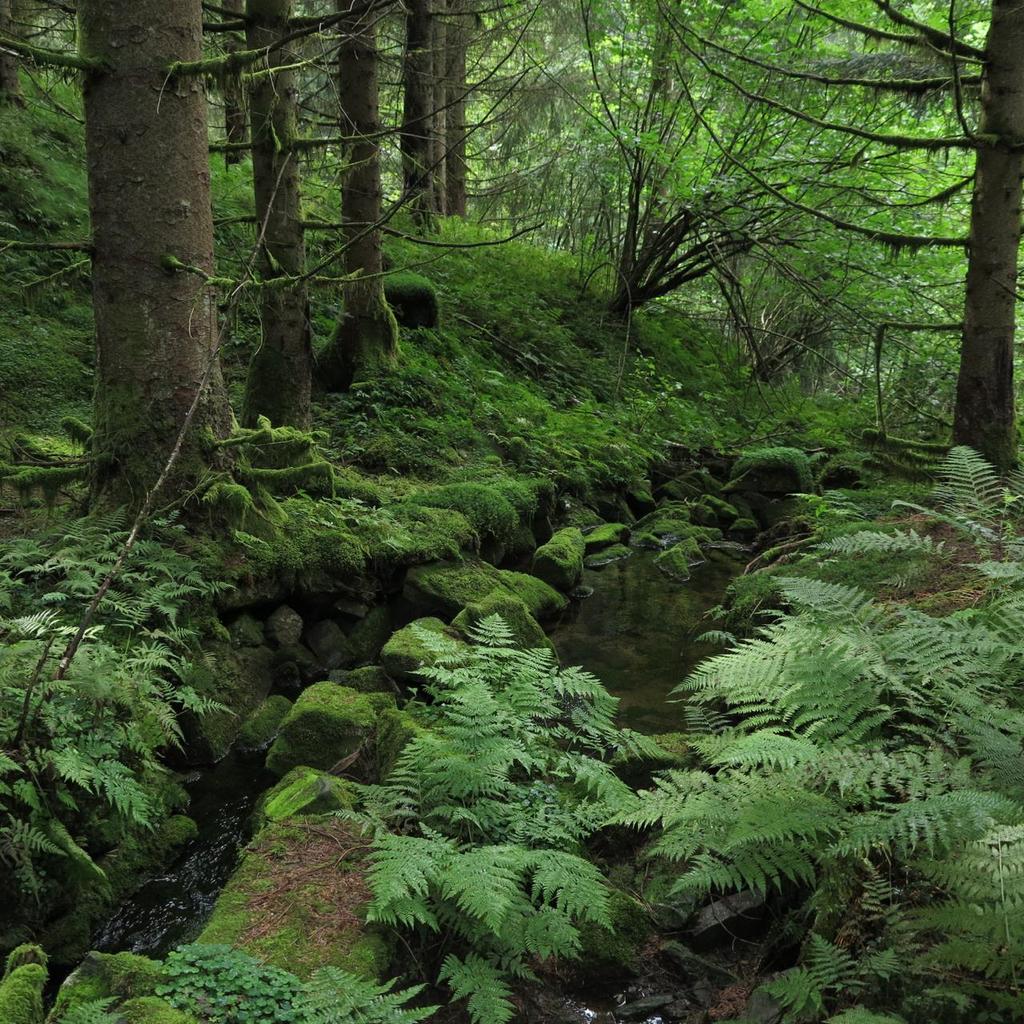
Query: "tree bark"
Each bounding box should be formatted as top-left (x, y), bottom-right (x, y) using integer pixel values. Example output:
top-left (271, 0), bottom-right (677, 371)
top-left (321, 0), bottom-right (397, 391)
top-left (953, 0), bottom-right (1024, 471)
top-left (431, 0), bottom-right (448, 216)
top-left (79, 0), bottom-right (232, 506)
top-left (222, 0), bottom-right (247, 165)
top-left (444, 0), bottom-right (468, 217)
top-left (0, 0), bottom-right (24, 106)
top-left (241, 0), bottom-right (312, 428)
top-left (402, 0), bottom-right (436, 223)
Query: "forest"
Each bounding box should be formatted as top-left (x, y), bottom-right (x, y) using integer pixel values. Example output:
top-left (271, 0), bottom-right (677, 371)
top-left (0, 0), bottom-right (1022, 1022)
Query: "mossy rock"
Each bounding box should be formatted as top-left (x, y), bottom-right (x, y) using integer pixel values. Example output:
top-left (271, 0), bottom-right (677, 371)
top-left (452, 591), bottom-right (553, 653)
top-left (531, 528), bottom-right (585, 592)
top-left (258, 766), bottom-right (357, 825)
top-left (405, 483), bottom-right (520, 544)
top-left (585, 543), bottom-right (632, 569)
top-left (227, 613), bottom-right (265, 648)
top-left (509, 521), bottom-right (538, 559)
top-left (730, 517), bottom-right (759, 541)
top-left (329, 665), bottom-right (395, 693)
top-left (625, 479), bottom-right (656, 515)
top-left (265, 684), bottom-right (405, 780)
top-left (384, 271), bottom-right (439, 328)
top-left (403, 559), bottom-right (565, 620)
top-left (655, 538), bottom-right (703, 580)
top-left (198, 817), bottom-right (391, 981)
top-left (380, 617), bottom-right (469, 684)
top-left (237, 695), bottom-right (293, 751)
top-left (576, 890), bottom-right (651, 982)
top-left (632, 504), bottom-right (722, 550)
top-left (303, 619), bottom-right (355, 672)
top-left (0, 961), bottom-right (46, 1024)
top-left (583, 522), bottom-right (630, 552)
top-left (180, 642), bottom-right (275, 763)
top-left (561, 502), bottom-right (605, 531)
top-left (700, 495), bottom-right (740, 526)
top-left (48, 952), bottom-right (163, 1023)
top-left (115, 996), bottom-right (198, 1024)
top-left (345, 605), bottom-right (393, 665)
top-left (657, 477), bottom-right (702, 502)
top-left (728, 446), bottom-right (813, 495)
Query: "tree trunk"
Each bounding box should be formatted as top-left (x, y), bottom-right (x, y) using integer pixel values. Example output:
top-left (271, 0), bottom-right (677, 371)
top-left (222, 0), bottom-right (247, 165)
top-left (321, 0), bottom-right (397, 391)
top-left (0, 0), bottom-right (24, 106)
top-left (402, 0), bottom-right (436, 223)
top-left (80, 0), bottom-right (232, 506)
top-left (241, 0), bottom-right (311, 428)
top-left (431, 0), bottom-right (448, 215)
top-left (953, 0), bottom-right (1024, 470)
top-left (444, 0), bottom-right (468, 217)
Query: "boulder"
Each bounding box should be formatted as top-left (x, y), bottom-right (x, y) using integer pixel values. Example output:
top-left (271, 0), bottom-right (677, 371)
top-left (265, 684), bottom-right (410, 781)
top-left (381, 618), bottom-right (469, 684)
top-left (727, 447), bottom-right (813, 496)
top-left (303, 620), bottom-right (355, 671)
top-left (345, 605), bottom-right (393, 665)
top-left (48, 951), bottom-right (163, 1023)
top-left (531, 528), bottom-right (585, 592)
top-left (687, 890), bottom-right (767, 950)
top-left (583, 522), bottom-right (631, 552)
top-left (258, 766), bottom-right (357, 825)
top-left (452, 591), bottom-right (553, 653)
top-left (584, 543), bottom-right (631, 569)
top-left (265, 604), bottom-right (304, 647)
top-left (236, 695), bottom-right (293, 751)
top-left (227, 614), bottom-right (265, 649)
top-left (0, 946), bottom-right (45, 1024)
top-left (655, 538), bottom-right (703, 580)
top-left (329, 665), bottom-right (395, 693)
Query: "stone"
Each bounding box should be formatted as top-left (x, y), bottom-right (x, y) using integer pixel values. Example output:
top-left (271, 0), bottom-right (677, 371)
top-left (618, 994), bottom-right (674, 1019)
top-left (380, 618), bottom-right (469, 684)
top-left (258, 765), bottom-right (356, 824)
top-left (583, 522), bottom-right (631, 552)
top-left (265, 684), bottom-right (409, 781)
top-left (48, 950), bottom-right (163, 1022)
top-left (687, 890), bottom-right (767, 950)
top-left (329, 665), bottom-right (396, 693)
top-left (585, 543), bottom-right (632, 569)
top-left (273, 643), bottom-right (321, 692)
top-left (655, 538), bottom-right (704, 580)
top-left (227, 614), bottom-right (264, 649)
top-left (452, 591), bottom-right (553, 653)
top-left (332, 596), bottom-right (372, 620)
top-left (345, 605), bottom-right (393, 665)
top-left (265, 604), bottom-right (304, 647)
top-left (303, 620), bottom-right (355, 671)
top-left (531, 528), bottom-right (585, 592)
top-left (236, 695), bottom-right (293, 751)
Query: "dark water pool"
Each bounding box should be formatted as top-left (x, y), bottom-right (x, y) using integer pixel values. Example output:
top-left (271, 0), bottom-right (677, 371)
top-left (550, 547), bottom-right (743, 734)
top-left (92, 748), bottom-right (274, 958)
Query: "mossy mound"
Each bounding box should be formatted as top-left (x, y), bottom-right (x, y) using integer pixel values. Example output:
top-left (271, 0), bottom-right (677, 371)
top-left (237, 695), bottom-right (293, 751)
top-left (405, 482), bottom-right (520, 544)
top-left (384, 271), bottom-right (439, 328)
top-left (451, 591), bottom-right (553, 652)
top-left (329, 665), bottom-right (395, 693)
top-left (730, 517), bottom-right (759, 541)
top-left (584, 543), bottom-right (632, 569)
top-left (48, 951), bottom-right (163, 1023)
top-left (728, 446), bottom-right (813, 495)
top-left (180, 642), bottom-right (275, 762)
top-left (265, 684), bottom-right (407, 780)
top-left (531, 527), bottom-right (585, 592)
top-left (700, 495), bottom-right (740, 526)
top-left (198, 817), bottom-right (390, 981)
top-left (115, 996), bottom-right (199, 1024)
top-left (0, 961), bottom-right (45, 1024)
top-left (380, 617), bottom-right (469, 684)
top-left (258, 766), bottom-right (357, 825)
top-left (583, 522), bottom-right (630, 552)
top-left (632, 504), bottom-right (722, 549)
top-left (654, 537), bottom-right (703, 580)
top-left (403, 558), bottom-right (565, 620)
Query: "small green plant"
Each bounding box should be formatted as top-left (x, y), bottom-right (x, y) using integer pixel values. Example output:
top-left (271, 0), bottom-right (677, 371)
top-left (359, 616), bottom-right (660, 1024)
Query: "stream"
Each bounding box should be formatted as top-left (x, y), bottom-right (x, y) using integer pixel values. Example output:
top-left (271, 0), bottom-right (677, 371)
top-left (91, 544), bottom-right (743, 1020)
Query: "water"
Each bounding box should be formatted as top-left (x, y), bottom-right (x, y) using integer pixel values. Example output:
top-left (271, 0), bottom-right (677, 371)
top-left (550, 547), bottom-right (743, 733)
top-left (92, 748), bottom-right (274, 958)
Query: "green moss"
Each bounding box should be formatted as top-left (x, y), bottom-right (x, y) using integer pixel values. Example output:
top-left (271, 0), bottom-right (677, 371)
top-left (49, 952), bottom-right (164, 1022)
top-left (384, 272), bottom-right (439, 329)
top-left (585, 543), bottom-right (632, 568)
top-left (452, 591), bottom-right (553, 652)
top-left (403, 558), bottom-right (507, 618)
top-left (237, 695), bottom-right (293, 751)
top-left (632, 504), bottom-right (722, 550)
top-left (583, 522), bottom-right (630, 552)
top-left (381, 617), bottom-right (469, 683)
top-left (576, 890), bottom-right (651, 981)
top-left (259, 766), bottom-right (357, 824)
top-left (329, 665), bottom-right (394, 693)
top-left (198, 818), bottom-right (391, 982)
top-left (116, 996), bottom-right (199, 1024)
top-left (0, 963), bottom-right (45, 1024)
top-left (730, 516), bottom-right (759, 539)
top-left (716, 571), bottom-right (782, 633)
top-left (654, 537), bottom-right (703, 580)
top-left (265, 684), bottom-right (399, 779)
top-left (700, 495), bottom-right (739, 525)
top-left (497, 570), bottom-right (568, 619)
top-left (531, 527), bottom-right (585, 592)
top-left (729, 446), bottom-right (813, 494)
top-left (405, 482), bottom-right (520, 544)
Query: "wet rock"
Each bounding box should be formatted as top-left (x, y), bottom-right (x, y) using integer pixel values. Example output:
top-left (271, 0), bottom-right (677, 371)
top-left (687, 890), bottom-right (766, 950)
top-left (265, 604), bottom-right (304, 646)
top-left (618, 993), bottom-right (674, 1019)
top-left (531, 527), bottom-right (585, 592)
top-left (303, 619), bottom-right (354, 671)
top-left (227, 614), bottom-right (265, 648)
top-left (583, 522), bottom-right (631, 552)
top-left (655, 538), bottom-right (703, 581)
top-left (585, 543), bottom-right (632, 569)
top-left (661, 941), bottom-right (739, 985)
